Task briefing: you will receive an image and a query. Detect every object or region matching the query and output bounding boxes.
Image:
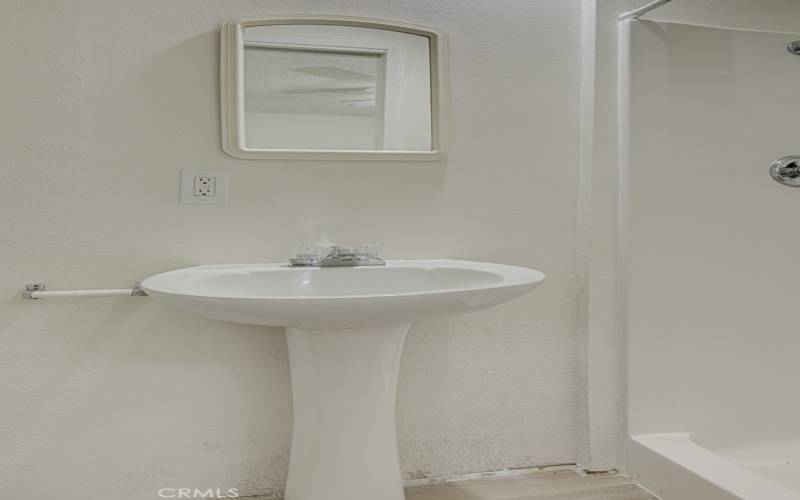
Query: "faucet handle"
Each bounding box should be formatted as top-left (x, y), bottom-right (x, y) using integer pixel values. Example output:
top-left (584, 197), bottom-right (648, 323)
top-left (290, 243), bottom-right (385, 266)
top-left (290, 244), bottom-right (324, 266)
top-left (356, 244), bottom-right (385, 265)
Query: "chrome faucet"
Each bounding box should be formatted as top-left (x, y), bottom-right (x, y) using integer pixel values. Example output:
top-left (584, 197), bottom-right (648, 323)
top-left (289, 244), bottom-right (385, 267)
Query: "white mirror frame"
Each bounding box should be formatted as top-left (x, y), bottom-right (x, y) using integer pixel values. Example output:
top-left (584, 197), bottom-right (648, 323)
top-left (220, 16), bottom-right (448, 161)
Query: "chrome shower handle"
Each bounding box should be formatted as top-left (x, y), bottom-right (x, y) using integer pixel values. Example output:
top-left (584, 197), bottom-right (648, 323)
top-left (770, 156), bottom-right (800, 187)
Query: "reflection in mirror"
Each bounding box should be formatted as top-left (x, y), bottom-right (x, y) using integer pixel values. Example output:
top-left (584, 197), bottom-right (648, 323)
top-left (244, 44), bottom-right (386, 150)
top-left (241, 24), bottom-right (432, 152)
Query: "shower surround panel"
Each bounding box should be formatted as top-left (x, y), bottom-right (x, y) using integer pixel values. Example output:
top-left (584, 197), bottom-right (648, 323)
top-left (621, 20), bottom-right (800, 500)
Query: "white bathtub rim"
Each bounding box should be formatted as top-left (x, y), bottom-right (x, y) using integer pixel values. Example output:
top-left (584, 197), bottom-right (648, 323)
top-left (631, 433), bottom-right (800, 500)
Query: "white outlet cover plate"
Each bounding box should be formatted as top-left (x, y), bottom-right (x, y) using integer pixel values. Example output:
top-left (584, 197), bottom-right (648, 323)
top-left (180, 169), bottom-right (229, 204)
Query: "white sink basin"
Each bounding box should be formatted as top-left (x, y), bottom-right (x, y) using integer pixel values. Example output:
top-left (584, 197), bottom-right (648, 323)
top-left (142, 259), bottom-right (544, 500)
top-left (141, 259), bottom-right (544, 329)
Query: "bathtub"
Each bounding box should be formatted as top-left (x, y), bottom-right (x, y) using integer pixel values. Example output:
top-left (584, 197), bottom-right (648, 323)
top-left (629, 433), bottom-right (800, 500)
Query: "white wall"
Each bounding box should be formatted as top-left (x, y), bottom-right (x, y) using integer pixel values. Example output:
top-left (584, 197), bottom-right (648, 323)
top-left (584, 0), bottom-right (800, 471)
top-left (0, 1), bottom-right (582, 499)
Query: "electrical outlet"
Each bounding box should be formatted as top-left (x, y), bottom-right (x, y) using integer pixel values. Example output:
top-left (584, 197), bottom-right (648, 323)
top-left (180, 169), bottom-right (229, 204)
top-left (194, 176), bottom-right (216, 197)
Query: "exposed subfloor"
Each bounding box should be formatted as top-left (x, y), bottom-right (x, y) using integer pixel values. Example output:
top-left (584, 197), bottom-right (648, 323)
top-left (405, 468), bottom-right (657, 500)
top-left (248, 468), bottom-right (658, 500)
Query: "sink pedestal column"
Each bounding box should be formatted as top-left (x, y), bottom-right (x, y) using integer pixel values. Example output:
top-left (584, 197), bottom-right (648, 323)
top-left (284, 323), bottom-right (411, 500)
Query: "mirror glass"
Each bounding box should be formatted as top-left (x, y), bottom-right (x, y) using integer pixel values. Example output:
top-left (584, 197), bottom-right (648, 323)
top-left (240, 24), bottom-right (432, 152)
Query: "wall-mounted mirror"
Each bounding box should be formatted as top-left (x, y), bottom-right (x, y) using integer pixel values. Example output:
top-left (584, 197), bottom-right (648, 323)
top-left (221, 16), bottom-right (447, 161)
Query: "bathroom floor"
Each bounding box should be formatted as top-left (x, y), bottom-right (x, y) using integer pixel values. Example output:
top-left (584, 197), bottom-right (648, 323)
top-left (250, 468), bottom-right (657, 500)
top-left (404, 468), bottom-right (657, 500)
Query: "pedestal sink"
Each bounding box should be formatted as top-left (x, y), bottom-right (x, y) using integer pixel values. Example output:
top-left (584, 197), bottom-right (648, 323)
top-left (141, 259), bottom-right (544, 500)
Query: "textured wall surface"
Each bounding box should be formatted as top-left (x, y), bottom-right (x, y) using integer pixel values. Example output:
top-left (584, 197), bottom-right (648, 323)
top-left (0, 1), bottom-right (582, 499)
